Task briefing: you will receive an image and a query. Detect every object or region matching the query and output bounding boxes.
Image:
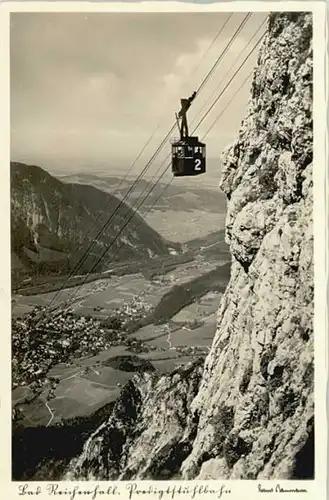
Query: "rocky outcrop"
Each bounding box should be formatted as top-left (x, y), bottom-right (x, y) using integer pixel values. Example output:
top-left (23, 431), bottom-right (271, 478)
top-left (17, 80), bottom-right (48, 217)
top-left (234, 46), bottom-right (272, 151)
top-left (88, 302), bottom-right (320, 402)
top-left (65, 12), bottom-right (313, 480)
top-left (65, 359), bottom-right (204, 480)
top-left (179, 11), bottom-right (314, 480)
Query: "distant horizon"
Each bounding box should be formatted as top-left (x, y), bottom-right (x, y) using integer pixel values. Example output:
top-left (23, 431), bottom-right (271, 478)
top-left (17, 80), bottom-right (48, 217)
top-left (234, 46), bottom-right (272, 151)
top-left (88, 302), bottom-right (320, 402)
top-left (11, 12), bottom-right (265, 181)
top-left (11, 156), bottom-right (224, 191)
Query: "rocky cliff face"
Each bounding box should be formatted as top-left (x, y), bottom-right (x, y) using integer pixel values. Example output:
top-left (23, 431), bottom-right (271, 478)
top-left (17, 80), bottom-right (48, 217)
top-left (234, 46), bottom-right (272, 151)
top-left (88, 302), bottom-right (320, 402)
top-left (66, 359), bottom-right (204, 480)
top-left (11, 162), bottom-right (172, 277)
top-left (65, 12), bottom-right (314, 480)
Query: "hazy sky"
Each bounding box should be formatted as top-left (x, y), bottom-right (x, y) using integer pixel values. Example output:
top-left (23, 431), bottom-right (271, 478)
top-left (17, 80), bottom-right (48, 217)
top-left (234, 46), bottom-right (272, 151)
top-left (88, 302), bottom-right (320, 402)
top-left (11, 11), bottom-right (267, 183)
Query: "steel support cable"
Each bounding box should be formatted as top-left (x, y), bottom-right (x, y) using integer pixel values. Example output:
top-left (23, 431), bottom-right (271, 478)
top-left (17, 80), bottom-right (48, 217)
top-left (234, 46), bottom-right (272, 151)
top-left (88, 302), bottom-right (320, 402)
top-left (192, 12), bottom-right (234, 78)
top-left (122, 70), bottom-right (255, 309)
top-left (38, 15), bottom-right (259, 319)
top-left (113, 15), bottom-right (264, 220)
top-left (192, 31), bottom-right (265, 134)
top-left (58, 129), bottom-right (160, 282)
top-left (64, 156), bottom-right (174, 310)
top-left (64, 31), bottom-right (265, 312)
top-left (56, 12), bottom-right (257, 308)
top-left (137, 69), bottom-right (255, 240)
top-left (115, 31), bottom-right (267, 259)
top-left (41, 15), bottom-right (239, 316)
top-left (195, 12), bottom-right (252, 96)
top-left (62, 13), bottom-right (233, 275)
top-left (41, 123), bottom-right (176, 315)
top-left (87, 70), bottom-right (254, 313)
top-left (202, 69), bottom-right (254, 139)
top-left (103, 27), bottom-right (263, 313)
top-left (127, 14), bottom-right (262, 197)
top-left (62, 156), bottom-right (176, 310)
top-left (71, 12), bottom-right (238, 273)
top-left (67, 179), bottom-right (175, 315)
top-left (60, 13), bottom-right (246, 287)
top-left (96, 22), bottom-right (265, 274)
top-left (64, 162), bottom-right (174, 310)
top-left (100, 13), bottom-right (256, 240)
top-left (51, 13), bottom-right (234, 293)
top-left (190, 16), bottom-right (267, 129)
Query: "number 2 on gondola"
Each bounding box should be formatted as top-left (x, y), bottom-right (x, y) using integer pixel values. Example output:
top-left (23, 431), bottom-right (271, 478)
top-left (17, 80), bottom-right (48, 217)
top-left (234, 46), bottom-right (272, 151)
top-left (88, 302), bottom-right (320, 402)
top-left (195, 158), bottom-right (201, 171)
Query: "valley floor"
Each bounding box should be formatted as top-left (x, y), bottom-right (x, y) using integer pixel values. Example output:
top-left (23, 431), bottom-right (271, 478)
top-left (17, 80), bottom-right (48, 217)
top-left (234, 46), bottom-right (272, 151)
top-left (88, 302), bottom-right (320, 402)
top-left (13, 269), bottom-right (224, 425)
top-left (12, 237), bottom-right (231, 479)
top-left (144, 209), bottom-right (226, 242)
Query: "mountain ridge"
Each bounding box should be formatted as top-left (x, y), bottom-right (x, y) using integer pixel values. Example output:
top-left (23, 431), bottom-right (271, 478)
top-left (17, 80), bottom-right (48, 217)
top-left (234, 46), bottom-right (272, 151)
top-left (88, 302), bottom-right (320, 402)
top-left (11, 161), bottom-right (175, 283)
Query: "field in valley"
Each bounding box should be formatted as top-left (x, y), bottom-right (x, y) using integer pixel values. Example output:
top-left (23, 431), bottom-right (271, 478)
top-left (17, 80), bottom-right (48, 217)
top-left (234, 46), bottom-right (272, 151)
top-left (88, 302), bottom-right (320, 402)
top-left (12, 240), bottom-right (230, 480)
top-left (12, 259), bottom-right (229, 423)
top-left (11, 176), bottom-right (230, 479)
top-left (144, 209), bottom-right (226, 242)
top-left (12, 231), bottom-right (230, 429)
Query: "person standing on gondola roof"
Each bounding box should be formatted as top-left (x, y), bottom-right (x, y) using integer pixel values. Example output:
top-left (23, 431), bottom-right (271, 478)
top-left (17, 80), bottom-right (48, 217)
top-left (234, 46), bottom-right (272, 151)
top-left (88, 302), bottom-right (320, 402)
top-left (178, 91), bottom-right (197, 139)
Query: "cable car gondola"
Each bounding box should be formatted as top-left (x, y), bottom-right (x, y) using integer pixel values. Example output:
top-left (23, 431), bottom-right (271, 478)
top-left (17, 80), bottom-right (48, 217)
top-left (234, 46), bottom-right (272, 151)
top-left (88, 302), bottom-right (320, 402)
top-left (171, 92), bottom-right (206, 177)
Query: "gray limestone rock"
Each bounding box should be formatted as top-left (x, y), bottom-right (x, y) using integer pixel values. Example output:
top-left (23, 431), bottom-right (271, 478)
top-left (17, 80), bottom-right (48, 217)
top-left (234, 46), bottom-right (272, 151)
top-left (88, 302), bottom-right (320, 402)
top-left (64, 11), bottom-right (313, 481)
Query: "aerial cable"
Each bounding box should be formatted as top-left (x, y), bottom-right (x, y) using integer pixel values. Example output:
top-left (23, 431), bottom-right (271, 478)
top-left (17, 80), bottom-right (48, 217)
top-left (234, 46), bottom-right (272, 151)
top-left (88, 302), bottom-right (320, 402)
top-left (65, 13), bottom-right (249, 284)
top-left (113, 21), bottom-right (265, 254)
top-left (42, 16), bottom-right (238, 313)
top-left (65, 161), bottom-right (174, 310)
top-left (128, 15), bottom-right (260, 190)
top-left (98, 24), bottom-right (265, 313)
top-left (64, 30), bottom-right (266, 310)
top-left (62, 158), bottom-right (175, 310)
top-left (202, 68), bottom-right (254, 139)
top-left (192, 12), bottom-right (233, 76)
top-left (71, 25), bottom-right (266, 299)
top-left (195, 12), bottom-right (252, 96)
top-left (37, 14), bottom-right (260, 319)
top-left (70, 127), bottom-right (160, 269)
top-left (43, 123), bottom-right (176, 310)
top-left (44, 125), bottom-right (163, 306)
top-left (65, 158), bottom-right (173, 308)
top-left (37, 124), bottom-right (177, 321)
top-left (98, 14), bottom-right (255, 246)
top-left (192, 30), bottom-right (265, 133)
top-left (190, 16), bottom-right (267, 128)
top-left (74, 178), bottom-right (175, 314)
top-left (113, 31), bottom-right (267, 263)
top-left (114, 16), bottom-right (264, 217)
top-left (123, 71), bottom-right (255, 309)
top-left (105, 14), bottom-right (255, 226)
